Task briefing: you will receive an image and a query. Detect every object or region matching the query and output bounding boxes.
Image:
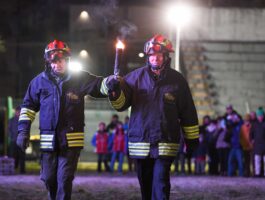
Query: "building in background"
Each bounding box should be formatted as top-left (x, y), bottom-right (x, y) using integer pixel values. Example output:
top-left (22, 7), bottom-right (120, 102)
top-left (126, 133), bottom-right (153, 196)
top-left (1, 0), bottom-right (265, 117)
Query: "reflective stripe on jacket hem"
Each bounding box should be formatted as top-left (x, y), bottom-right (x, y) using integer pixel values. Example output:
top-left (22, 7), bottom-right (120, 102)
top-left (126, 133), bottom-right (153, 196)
top-left (66, 132), bottom-right (84, 147)
top-left (159, 143), bottom-right (179, 156)
top-left (40, 134), bottom-right (54, 150)
top-left (128, 142), bottom-right (180, 157)
top-left (128, 142), bottom-right (150, 157)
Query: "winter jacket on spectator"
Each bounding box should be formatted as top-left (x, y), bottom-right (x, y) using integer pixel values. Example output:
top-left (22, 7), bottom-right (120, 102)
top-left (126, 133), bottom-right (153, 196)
top-left (251, 121), bottom-right (265, 154)
top-left (240, 122), bottom-right (253, 151)
top-left (112, 127), bottom-right (125, 152)
top-left (91, 131), bottom-right (109, 154)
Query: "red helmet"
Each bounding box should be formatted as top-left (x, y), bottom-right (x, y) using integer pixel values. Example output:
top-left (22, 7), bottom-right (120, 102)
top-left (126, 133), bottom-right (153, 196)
top-left (144, 34), bottom-right (174, 55)
top-left (44, 40), bottom-right (71, 62)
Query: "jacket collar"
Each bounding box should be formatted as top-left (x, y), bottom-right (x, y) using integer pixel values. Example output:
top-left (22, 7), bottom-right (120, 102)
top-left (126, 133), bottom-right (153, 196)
top-left (42, 70), bottom-right (71, 83)
top-left (146, 65), bottom-right (169, 81)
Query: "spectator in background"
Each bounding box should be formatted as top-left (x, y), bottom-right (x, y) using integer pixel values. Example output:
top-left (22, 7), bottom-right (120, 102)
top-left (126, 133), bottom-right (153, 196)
top-left (8, 106), bottom-right (25, 174)
top-left (106, 114), bottom-right (120, 132)
top-left (240, 114), bottom-right (253, 177)
top-left (200, 116), bottom-right (211, 135)
top-left (184, 137), bottom-right (193, 175)
top-left (91, 122), bottom-right (110, 173)
top-left (250, 111), bottom-right (257, 124)
top-left (110, 122), bottom-right (125, 173)
top-left (174, 134), bottom-right (186, 175)
top-left (123, 116), bottom-right (134, 172)
top-left (195, 132), bottom-right (207, 175)
top-left (205, 119), bottom-right (219, 175)
top-left (225, 105), bottom-right (236, 118)
top-left (195, 115), bottom-right (211, 175)
top-left (216, 117), bottom-right (230, 176)
top-left (106, 114), bottom-right (120, 163)
top-left (251, 108), bottom-right (265, 177)
top-left (227, 114), bottom-right (244, 176)
top-left (224, 105), bottom-right (242, 122)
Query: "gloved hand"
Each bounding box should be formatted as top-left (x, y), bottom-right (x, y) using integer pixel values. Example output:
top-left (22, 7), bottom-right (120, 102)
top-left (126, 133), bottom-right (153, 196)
top-left (106, 75), bottom-right (122, 93)
top-left (185, 138), bottom-right (199, 158)
top-left (16, 131), bottom-right (29, 152)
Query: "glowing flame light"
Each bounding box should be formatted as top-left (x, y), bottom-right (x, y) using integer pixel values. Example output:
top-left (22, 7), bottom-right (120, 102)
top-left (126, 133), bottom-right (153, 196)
top-left (116, 40), bottom-right (125, 49)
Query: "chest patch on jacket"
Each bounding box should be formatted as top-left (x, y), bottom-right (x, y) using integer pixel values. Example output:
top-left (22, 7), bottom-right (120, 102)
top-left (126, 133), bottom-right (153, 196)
top-left (66, 92), bottom-right (79, 101)
top-left (164, 92), bottom-right (176, 102)
top-left (41, 89), bottom-right (49, 96)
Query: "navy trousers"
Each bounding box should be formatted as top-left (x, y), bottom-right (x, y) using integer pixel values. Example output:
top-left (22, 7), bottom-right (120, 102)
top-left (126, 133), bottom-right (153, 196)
top-left (136, 158), bottom-right (173, 200)
top-left (40, 149), bottom-right (80, 200)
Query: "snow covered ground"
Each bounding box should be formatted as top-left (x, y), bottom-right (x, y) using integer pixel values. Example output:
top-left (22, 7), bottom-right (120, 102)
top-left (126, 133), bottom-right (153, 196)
top-left (1, 174), bottom-right (265, 200)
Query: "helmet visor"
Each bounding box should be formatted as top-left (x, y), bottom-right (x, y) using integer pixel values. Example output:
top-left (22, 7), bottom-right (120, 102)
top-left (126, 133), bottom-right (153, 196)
top-left (144, 42), bottom-right (163, 55)
top-left (49, 50), bottom-right (67, 62)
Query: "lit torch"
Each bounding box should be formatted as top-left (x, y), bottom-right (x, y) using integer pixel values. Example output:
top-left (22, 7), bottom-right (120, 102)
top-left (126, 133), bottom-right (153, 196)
top-left (114, 40), bottom-right (125, 77)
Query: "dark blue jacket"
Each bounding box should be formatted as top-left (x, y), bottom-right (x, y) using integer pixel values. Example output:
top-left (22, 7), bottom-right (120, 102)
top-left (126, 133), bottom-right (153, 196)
top-left (8, 116), bottom-right (19, 143)
top-left (18, 70), bottom-right (105, 151)
top-left (230, 121), bottom-right (243, 149)
top-left (109, 65), bottom-right (199, 158)
top-left (251, 121), bottom-right (265, 154)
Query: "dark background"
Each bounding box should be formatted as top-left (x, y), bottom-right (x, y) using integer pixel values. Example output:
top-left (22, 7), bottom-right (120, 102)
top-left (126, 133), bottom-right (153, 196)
top-left (0, 0), bottom-right (265, 98)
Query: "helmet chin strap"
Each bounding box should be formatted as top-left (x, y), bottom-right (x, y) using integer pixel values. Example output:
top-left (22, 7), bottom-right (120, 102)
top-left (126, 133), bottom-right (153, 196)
top-left (150, 64), bottom-right (163, 71)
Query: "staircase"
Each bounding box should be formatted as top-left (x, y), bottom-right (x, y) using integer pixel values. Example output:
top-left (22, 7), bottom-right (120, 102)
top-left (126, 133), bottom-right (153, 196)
top-left (181, 41), bottom-right (265, 120)
top-left (181, 42), bottom-right (215, 121)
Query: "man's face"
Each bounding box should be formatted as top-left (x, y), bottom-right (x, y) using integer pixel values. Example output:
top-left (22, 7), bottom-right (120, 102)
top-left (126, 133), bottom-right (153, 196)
top-left (50, 58), bottom-right (67, 74)
top-left (226, 108), bottom-right (233, 115)
top-left (112, 116), bottom-right (118, 123)
top-left (99, 123), bottom-right (105, 131)
top-left (148, 53), bottom-right (164, 68)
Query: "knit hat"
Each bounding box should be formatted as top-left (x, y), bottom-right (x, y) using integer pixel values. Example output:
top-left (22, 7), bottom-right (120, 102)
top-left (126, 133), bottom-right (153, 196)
top-left (256, 108), bottom-right (264, 117)
top-left (226, 104), bottom-right (233, 110)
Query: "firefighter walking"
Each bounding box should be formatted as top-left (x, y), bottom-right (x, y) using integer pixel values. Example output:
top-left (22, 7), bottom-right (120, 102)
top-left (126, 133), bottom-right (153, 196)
top-left (16, 40), bottom-right (109, 200)
top-left (105, 34), bottom-right (199, 200)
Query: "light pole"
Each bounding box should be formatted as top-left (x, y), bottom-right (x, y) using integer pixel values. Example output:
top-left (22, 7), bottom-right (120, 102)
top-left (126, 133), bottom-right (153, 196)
top-left (175, 25), bottom-right (181, 71)
top-left (166, 4), bottom-right (192, 72)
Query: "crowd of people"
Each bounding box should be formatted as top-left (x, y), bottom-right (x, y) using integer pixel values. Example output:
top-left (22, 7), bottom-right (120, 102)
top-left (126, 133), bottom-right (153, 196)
top-left (90, 104), bottom-right (265, 178)
top-left (8, 103), bottom-right (265, 178)
top-left (174, 105), bottom-right (265, 177)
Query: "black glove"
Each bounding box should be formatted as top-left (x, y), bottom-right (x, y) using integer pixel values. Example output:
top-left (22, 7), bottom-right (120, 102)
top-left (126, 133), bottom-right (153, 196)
top-left (106, 75), bottom-right (121, 93)
top-left (16, 131), bottom-right (29, 152)
top-left (185, 138), bottom-right (199, 158)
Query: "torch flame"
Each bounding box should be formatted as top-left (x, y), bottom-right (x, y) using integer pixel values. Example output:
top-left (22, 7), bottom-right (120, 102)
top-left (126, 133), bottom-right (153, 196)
top-left (116, 40), bottom-right (125, 49)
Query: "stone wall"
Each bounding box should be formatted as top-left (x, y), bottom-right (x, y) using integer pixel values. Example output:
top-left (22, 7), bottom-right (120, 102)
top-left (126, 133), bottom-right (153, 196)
top-left (183, 41), bottom-right (265, 118)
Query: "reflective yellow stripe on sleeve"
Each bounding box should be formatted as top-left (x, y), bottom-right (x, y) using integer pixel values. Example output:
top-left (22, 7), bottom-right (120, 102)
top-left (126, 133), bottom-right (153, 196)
top-left (159, 143), bottom-right (179, 156)
top-left (66, 132), bottom-right (85, 147)
top-left (19, 108), bottom-right (36, 122)
top-left (100, 78), bottom-right (108, 95)
top-left (110, 91), bottom-right (126, 110)
top-left (182, 125), bottom-right (199, 139)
